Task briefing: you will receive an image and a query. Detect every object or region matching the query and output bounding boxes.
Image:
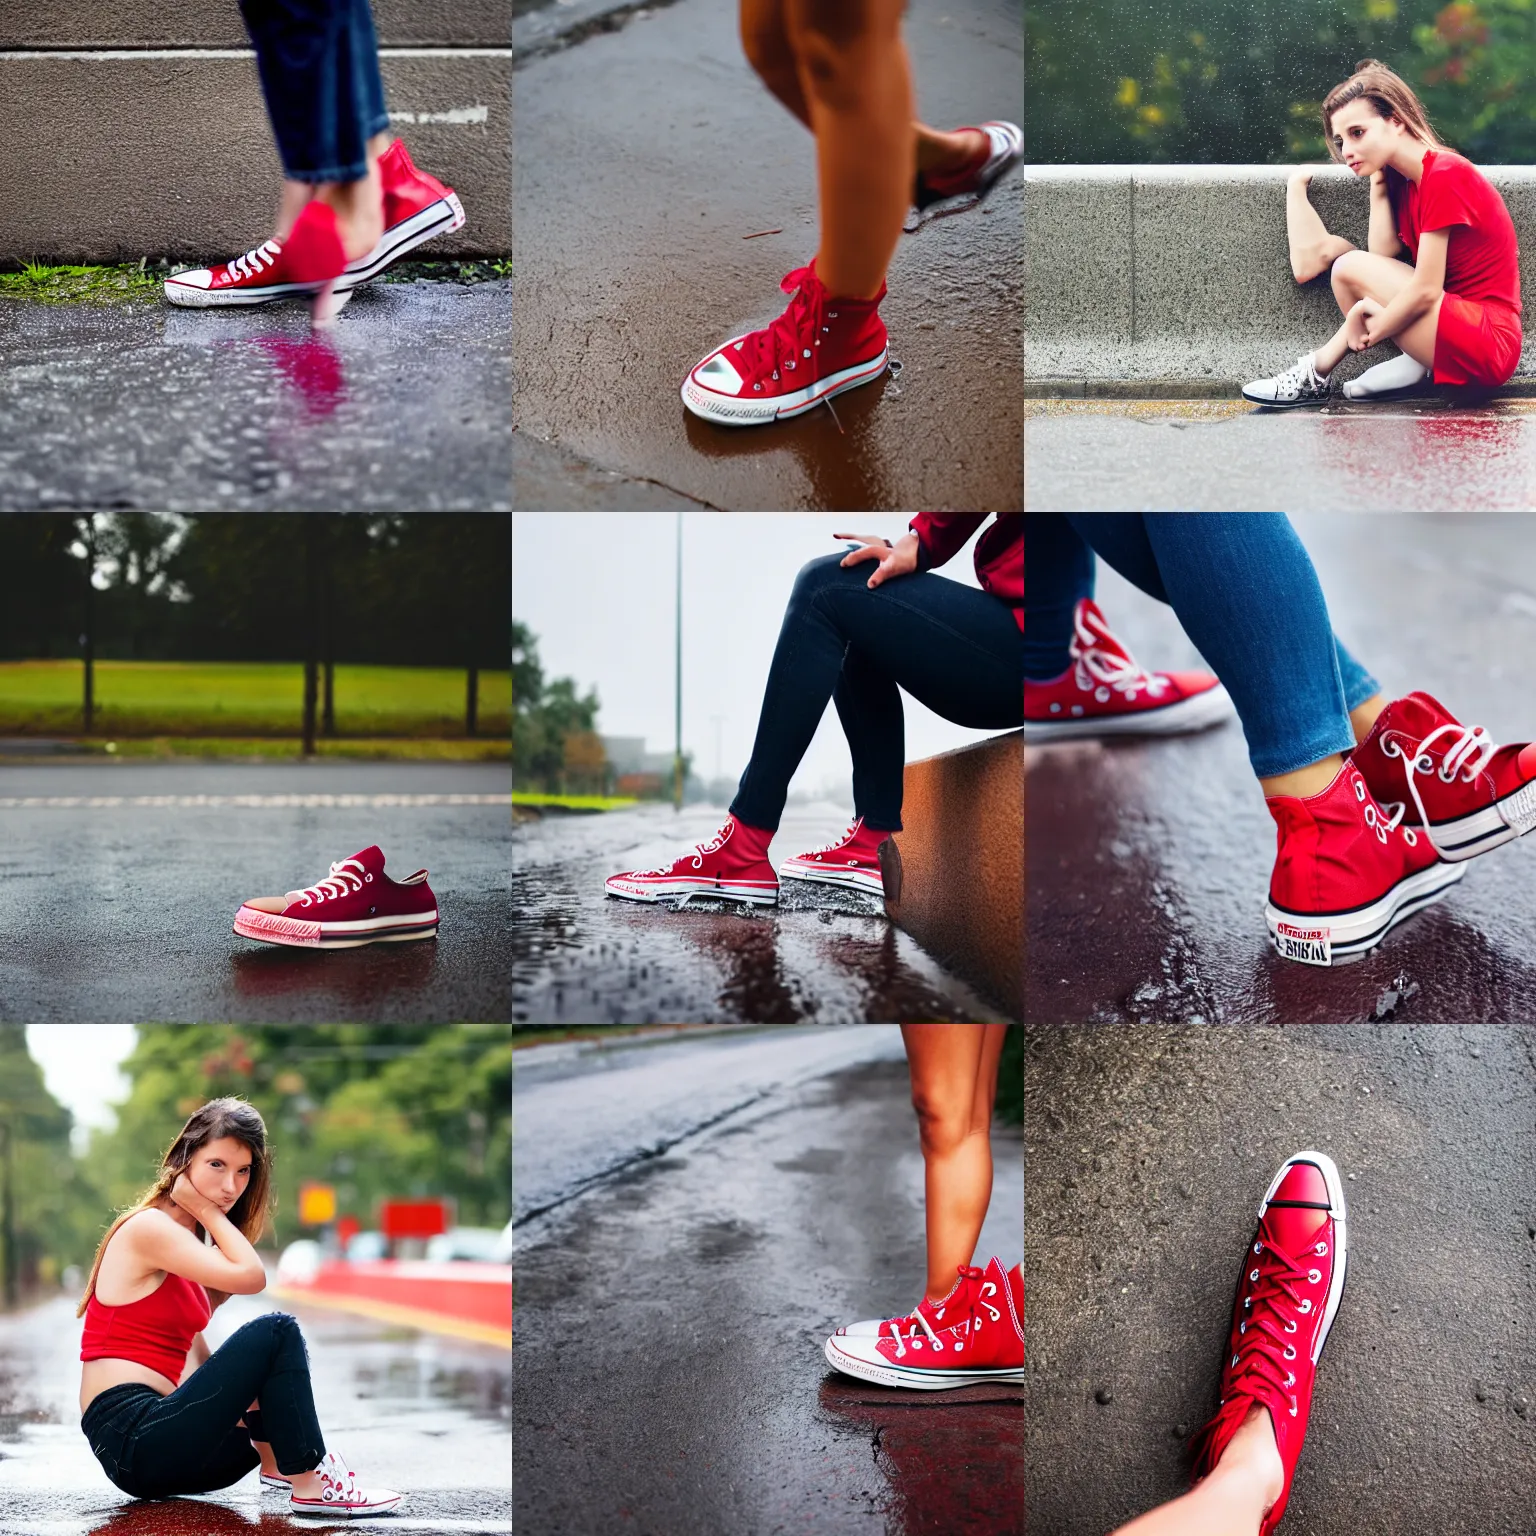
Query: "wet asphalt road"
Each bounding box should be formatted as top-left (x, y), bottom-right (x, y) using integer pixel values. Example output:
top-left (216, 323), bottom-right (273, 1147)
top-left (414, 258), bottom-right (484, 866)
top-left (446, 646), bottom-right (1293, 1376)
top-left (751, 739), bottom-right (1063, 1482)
top-left (511, 802), bottom-right (1010, 1024)
top-left (1027, 512), bottom-right (1536, 1025)
top-left (0, 761), bottom-right (510, 1023)
top-left (1025, 398), bottom-right (1536, 512)
top-left (511, 0), bottom-right (1023, 511)
top-left (0, 281), bottom-right (511, 512)
top-left (0, 1287), bottom-right (511, 1535)
top-left (513, 1025), bottom-right (1024, 1534)
top-left (1026, 1024), bottom-right (1536, 1536)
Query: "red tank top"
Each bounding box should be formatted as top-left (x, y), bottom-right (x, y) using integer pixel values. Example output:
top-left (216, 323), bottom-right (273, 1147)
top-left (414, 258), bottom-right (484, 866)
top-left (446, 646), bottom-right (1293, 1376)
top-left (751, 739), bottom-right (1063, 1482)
top-left (81, 1271), bottom-right (212, 1383)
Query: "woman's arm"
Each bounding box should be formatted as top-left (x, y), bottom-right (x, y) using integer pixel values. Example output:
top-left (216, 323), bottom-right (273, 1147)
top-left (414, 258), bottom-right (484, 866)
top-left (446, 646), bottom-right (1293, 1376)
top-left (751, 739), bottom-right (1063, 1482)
top-left (126, 1177), bottom-right (267, 1295)
top-left (1357, 228), bottom-right (1448, 347)
top-left (1367, 171), bottom-right (1402, 258)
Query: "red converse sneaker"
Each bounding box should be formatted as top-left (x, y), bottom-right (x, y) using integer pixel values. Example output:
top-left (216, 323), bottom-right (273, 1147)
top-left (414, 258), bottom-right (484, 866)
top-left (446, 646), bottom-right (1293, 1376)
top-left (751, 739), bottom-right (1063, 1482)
top-left (233, 845), bottom-right (438, 949)
top-left (289, 1450), bottom-right (402, 1518)
top-left (824, 1257), bottom-right (1023, 1390)
top-left (779, 817), bottom-right (888, 898)
top-left (909, 120), bottom-right (1023, 228)
top-left (835, 1259), bottom-right (993, 1339)
top-left (165, 199), bottom-right (348, 319)
top-left (1191, 1152), bottom-right (1348, 1535)
top-left (1024, 598), bottom-right (1233, 741)
top-left (681, 260), bottom-right (889, 425)
top-left (1265, 762), bottom-right (1463, 966)
top-left (1353, 691), bottom-right (1536, 863)
top-left (604, 816), bottom-right (779, 907)
top-left (337, 138), bottom-right (467, 293)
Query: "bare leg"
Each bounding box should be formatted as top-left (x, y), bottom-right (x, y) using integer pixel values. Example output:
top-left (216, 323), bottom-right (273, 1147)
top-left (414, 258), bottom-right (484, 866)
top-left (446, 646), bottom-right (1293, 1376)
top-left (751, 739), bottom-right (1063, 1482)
top-left (1285, 169), bottom-right (1356, 284)
top-left (1329, 249), bottom-right (1442, 370)
top-left (1112, 1405), bottom-right (1284, 1536)
top-left (275, 130), bottom-right (395, 259)
top-left (901, 1023), bottom-right (1008, 1300)
top-left (739, 0), bottom-right (982, 178)
top-left (1351, 693), bottom-right (1387, 743)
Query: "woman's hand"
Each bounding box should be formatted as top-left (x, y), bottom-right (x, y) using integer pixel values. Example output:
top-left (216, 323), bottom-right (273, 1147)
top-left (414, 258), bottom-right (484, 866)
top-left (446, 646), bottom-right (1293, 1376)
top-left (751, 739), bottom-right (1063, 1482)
top-left (1287, 167), bottom-right (1317, 193)
top-left (170, 1172), bottom-right (216, 1219)
top-left (1345, 297), bottom-right (1382, 352)
top-left (836, 531), bottom-right (919, 590)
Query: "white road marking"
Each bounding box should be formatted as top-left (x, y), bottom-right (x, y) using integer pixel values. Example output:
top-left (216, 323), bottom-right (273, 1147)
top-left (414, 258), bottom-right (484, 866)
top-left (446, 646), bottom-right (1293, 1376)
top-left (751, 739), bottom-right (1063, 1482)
top-left (0, 793), bottom-right (509, 809)
top-left (0, 49), bottom-right (512, 60)
top-left (390, 106), bottom-right (491, 125)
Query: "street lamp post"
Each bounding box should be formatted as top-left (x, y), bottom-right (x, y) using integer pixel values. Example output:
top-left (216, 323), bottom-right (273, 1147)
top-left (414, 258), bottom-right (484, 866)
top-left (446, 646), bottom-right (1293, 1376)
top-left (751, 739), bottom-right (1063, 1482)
top-left (673, 512), bottom-right (683, 812)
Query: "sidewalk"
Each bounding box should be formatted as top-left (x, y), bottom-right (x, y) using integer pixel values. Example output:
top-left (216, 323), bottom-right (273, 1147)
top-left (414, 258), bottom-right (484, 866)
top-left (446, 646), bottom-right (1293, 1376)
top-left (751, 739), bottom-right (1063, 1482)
top-left (513, 1027), bottom-right (1023, 1534)
top-left (1026, 1023), bottom-right (1536, 1535)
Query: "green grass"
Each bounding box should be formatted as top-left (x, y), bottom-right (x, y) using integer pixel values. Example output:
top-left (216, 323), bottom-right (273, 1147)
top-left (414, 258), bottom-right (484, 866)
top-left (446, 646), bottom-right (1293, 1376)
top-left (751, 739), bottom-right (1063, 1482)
top-left (0, 661), bottom-right (510, 739)
top-left (86, 737), bottom-right (509, 762)
top-left (0, 262), bottom-right (161, 306)
top-left (511, 792), bottom-right (638, 811)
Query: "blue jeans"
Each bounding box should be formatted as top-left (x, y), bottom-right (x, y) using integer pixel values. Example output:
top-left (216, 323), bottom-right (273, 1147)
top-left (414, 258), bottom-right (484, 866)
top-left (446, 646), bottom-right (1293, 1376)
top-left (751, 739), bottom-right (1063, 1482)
top-left (1023, 514), bottom-right (1380, 779)
top-left (80, 1313), bottom-right (325, 1498)
top-left (239, 0), bottom-right (390, 182)
top-left (730, 554), bottom-right (1025, 832)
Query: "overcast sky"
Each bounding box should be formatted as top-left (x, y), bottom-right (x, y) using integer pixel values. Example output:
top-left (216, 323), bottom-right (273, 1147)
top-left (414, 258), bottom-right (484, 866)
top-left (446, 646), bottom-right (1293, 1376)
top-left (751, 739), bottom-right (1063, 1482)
top-left (27, 1026), bottom-right (136, 1154)
top-left (512, 514), bottom-right (1006, 805)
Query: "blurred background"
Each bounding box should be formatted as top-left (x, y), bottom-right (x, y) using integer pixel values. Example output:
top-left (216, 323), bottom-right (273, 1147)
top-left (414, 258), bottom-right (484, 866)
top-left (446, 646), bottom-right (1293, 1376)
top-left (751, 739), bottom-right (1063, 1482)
top-left (0, 514), bottom-right (510, 762)
top-left (1027, 0), bottom-right (1536, 163)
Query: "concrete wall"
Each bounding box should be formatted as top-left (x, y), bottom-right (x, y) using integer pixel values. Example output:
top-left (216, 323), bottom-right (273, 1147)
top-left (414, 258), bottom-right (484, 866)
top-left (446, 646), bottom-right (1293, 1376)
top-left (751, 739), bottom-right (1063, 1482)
top-left (1027, 164), bottom-right (1536, 392)
top-left (888, 730), bottom-right (1022, 1024)
top-left (0, 5), bottom-right (510, 263)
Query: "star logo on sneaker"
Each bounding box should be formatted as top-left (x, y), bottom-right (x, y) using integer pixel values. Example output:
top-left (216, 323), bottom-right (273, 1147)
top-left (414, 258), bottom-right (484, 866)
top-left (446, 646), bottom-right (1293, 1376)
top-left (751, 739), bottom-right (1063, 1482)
top-left (1275, 922), bottom-right (1332, 967)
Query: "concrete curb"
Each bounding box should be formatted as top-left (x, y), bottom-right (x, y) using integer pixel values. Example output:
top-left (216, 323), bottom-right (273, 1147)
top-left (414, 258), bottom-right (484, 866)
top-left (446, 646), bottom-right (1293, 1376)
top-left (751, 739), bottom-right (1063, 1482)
top-left (888, 730), bottom-right (1022, 1022)
top-left (512, 0), bottom-right (683, 63)
top-left (1, 52), bottom-right (509, 262)
top-left (1026, 164), bottom-right (1536, 392)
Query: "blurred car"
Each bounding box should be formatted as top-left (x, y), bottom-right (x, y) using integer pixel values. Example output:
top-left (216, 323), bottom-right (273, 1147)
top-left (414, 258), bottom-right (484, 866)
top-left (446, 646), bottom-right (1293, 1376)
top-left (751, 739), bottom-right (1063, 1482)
top-left (342, 1230), bottom-right (389, 1263)
top-left (276, 1239), bottom-right (324, 1284)
top-left (425, 1226), bottom-right (510, 1263)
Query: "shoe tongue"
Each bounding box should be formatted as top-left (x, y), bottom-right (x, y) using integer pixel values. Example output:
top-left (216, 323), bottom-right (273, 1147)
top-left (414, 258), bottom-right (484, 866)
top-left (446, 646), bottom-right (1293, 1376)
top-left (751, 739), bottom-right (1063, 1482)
top-left (1262, 1162), bottom-right (1331, 1249)
top-left (347, 846), bottom-right (385, 876)
top-left (1392, 691), bottom-right (1456, 734)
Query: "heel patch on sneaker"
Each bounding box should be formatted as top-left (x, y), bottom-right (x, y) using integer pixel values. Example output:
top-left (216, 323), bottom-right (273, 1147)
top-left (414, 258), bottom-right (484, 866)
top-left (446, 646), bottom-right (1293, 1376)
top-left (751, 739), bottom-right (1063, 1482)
top-left (1275, 921), bottom-right (1332, 967)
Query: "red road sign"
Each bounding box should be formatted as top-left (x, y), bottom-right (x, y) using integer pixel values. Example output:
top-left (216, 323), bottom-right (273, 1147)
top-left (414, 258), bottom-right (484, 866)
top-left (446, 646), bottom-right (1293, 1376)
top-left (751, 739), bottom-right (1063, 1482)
top-left (379, 1199), bottom-right (452, 1240)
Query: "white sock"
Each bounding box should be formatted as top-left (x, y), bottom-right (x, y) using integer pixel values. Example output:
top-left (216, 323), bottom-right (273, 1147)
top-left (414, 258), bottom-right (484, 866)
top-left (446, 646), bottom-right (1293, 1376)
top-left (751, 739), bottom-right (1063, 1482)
top-left (1342, 352), bottom-right (1430, 398)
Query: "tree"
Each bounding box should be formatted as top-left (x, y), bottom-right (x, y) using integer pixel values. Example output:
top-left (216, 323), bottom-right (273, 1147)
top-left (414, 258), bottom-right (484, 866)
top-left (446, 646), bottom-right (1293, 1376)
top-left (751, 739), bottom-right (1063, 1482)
top-left (512, 623), bottom-right (601, 792)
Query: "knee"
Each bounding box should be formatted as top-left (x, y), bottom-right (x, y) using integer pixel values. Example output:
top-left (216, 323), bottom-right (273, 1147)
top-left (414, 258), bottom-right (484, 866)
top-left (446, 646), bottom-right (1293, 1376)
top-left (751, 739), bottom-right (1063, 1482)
top-left (786, 0), bottom-right (897, 107)
top-left (910, 1085), bottom-right (973, 1157)
top-left (789, 550), bottom-right (850, 608)
top-left (1329, 249), bottom-right (1363, 298)
top-left (740, 9), bottom-right (792, 87)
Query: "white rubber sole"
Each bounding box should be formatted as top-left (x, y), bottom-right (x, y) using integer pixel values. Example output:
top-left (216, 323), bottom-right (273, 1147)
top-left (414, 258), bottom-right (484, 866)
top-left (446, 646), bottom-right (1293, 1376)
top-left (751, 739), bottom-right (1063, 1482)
top-left (1241, 385), bottom-right (1332, 409)
top-left (779, 862), bottom-right (885, 898)
top-left (1425, 779), bottom-right (1536, 861)
top-left (603, 876), bottom-right (778, 908)
top-left (1024, 683), bottom-right (1235, 741)
top-left (1265, 858), bottom-right (1464, 966)
top-left (233, 907), bottom-right (439, 949)
top-left (681, 348), bottom-right (888, 426)
top-left (822, 1333), bottom-right (1023, 1391)
top-left (290, 1493), bottom-right (402, 1518)
top-left (1258, 1151), bottom-right (1348, 1367)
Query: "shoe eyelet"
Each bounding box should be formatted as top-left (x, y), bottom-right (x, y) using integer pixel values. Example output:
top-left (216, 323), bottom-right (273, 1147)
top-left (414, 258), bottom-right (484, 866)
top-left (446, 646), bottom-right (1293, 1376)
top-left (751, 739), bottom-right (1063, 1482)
top-left (1308, 1268), bottom-right (1322, 1284)
top-left (1289, 1398), bottom-right (1298, 1418)
top-left (1314, 1242), bottom-right (1328, 1256)
top-left (1249, 1268), bottom-right (1259, 1283)
top-left (1284, 1345), bottom-right (1296, 1361)
top-left (1243, 1297), bottom-right (1251, 1310)
top-left (1284, 1319), bottom-right (1297, 1334)
top-left (802, 348), bottom-right (811, 358)
top-left (754, 383), bottom-right (762, 390)
top-left (1231, 1353), bottom-right (1240, 1367)
top-left (1298, 1299), bottom-right (1312, 1315)
top-left (1253, 1242), bottom-right (1262, 1256)
top-left (1285, 1372), bottom-right (1295, 1388)
top-left (1239, 1321), bottom-right (1247, 1334)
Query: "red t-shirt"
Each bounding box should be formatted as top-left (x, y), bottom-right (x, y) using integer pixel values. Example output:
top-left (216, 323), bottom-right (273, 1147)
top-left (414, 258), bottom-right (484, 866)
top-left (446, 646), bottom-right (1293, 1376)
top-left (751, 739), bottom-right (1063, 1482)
top-left (1393, 149), bottom-right (1522, 313)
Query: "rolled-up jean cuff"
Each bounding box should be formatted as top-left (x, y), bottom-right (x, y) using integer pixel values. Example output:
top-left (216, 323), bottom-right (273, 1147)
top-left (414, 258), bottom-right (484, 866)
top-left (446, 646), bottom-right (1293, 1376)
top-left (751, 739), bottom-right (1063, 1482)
top-left (1250, 724), bottom-right (1359, 782)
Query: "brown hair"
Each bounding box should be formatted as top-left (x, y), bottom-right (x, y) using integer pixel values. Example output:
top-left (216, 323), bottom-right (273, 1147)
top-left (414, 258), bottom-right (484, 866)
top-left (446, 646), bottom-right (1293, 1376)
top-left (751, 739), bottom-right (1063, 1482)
top-left (76, 1098), bottom-right (274, 1317)
top-left (1322, 60), bottom-right (1443, 164)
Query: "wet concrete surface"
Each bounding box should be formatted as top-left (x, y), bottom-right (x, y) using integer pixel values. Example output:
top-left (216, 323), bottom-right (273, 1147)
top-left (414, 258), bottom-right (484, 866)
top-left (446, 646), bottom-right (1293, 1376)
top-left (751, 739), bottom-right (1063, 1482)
top-left (0, 280), bottom-right (510, 511)
top-left (1027, 513), bottom-right (1536, 1025)
top-left (0, 760), bottom-right (510, 1022)
top-left (511, 0), bottom-right (1022, 511)
top-left (511, 802), bottom-right (1011, 1024)
top-left (1026, 1024), bottom-right (1536, 1535)
top-left (513, 1028), bottom-right (1023, 1534)
top-left (0, 1288), bottom-right (511, 1534)
top-left (1024, 398), bottom-right (1536, 511)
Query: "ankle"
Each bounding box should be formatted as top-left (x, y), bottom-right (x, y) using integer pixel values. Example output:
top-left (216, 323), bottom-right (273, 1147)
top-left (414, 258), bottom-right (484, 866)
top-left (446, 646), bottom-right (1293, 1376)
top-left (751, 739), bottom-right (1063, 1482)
top-left (1260, 753), bottom-right (1346, 801)
top-left (289, 1469), bottom-right (324, 1497)
top-left (1211, 1404), bottom-right (1285, 1511)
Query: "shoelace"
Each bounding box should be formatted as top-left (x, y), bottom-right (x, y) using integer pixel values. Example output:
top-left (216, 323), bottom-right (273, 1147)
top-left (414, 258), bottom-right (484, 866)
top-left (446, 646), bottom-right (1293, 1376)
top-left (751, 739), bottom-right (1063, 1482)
top-left (802, 821), bottom-right (863, 859)
top-left (882, 1267), bottom-right (1001, 1359)
top-left (736, 267), bottom-right (834, 386)
top-left (319, 1451), bottom-right (360, 1502)
top-left (227, 239), bottom-right (282, 282)
top-left (636, 823), bottom-right (732, 876)
top-left (1272, 355), bottom-right (1323, 397)
top-left (1345, 772), bottom-right (1416, 847)
top-left (1069, 611), bottom-right (1169, 702)
top-left (1194, 1227), bottom-right (1328, 1472)
top-left (289, 857), bottom-right (369, 906)
top-left (1389, 721), bottom-right (1497, 857)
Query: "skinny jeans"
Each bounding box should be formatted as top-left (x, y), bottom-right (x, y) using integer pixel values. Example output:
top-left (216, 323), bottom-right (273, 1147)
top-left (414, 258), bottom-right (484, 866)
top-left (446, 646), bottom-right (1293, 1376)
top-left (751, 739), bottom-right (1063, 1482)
top-left (238, 0), bottom-right (390, 182)
top-left (730, 553), bottom-right (1025, 832)
top-left (1022, 514), bottom-right (1381, 780)
top-left (80, 1312), bottom-right (325, 1498)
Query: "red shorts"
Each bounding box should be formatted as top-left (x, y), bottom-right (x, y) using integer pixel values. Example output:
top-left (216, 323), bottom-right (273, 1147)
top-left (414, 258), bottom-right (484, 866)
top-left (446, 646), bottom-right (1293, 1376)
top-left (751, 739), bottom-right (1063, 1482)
top-left (1433, 293), bottom-right (1523, 387)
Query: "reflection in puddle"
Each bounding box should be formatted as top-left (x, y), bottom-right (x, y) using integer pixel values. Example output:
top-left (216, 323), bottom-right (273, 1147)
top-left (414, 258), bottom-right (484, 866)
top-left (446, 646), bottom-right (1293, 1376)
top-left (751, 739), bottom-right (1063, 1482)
top-left (352, 1358), bottom-right (510, 1424)
top-left (253, 335), bottom-right (348, 418)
